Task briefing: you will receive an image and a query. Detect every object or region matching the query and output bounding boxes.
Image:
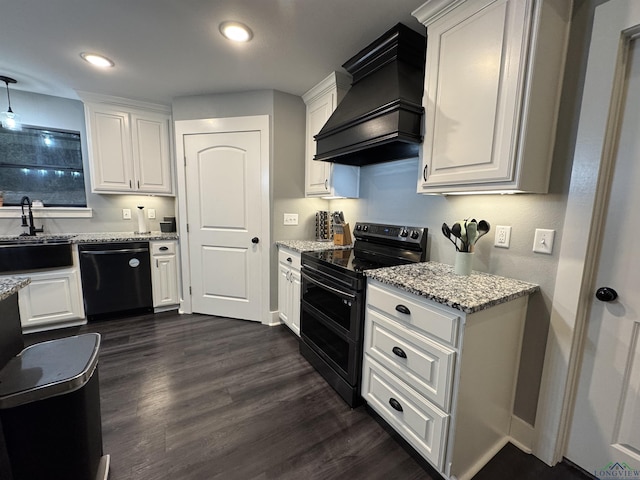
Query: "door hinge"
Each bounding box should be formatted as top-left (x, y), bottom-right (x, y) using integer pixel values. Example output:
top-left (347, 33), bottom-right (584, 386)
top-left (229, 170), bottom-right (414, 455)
top-left (186, 224), bottom-right (189, 233)
top-left (184, 155), bottom-right (187, 167)
top-left (189, 286), bottom-right (192, 295)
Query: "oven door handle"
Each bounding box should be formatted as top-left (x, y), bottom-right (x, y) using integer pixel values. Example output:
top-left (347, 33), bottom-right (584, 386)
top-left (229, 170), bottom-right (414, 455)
top-left (301, 270), bottom-right (356, 301)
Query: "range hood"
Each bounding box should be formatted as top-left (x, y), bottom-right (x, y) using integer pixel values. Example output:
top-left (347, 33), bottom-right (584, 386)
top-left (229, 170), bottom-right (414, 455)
top-left (314, 23), bottom-right (426, 167)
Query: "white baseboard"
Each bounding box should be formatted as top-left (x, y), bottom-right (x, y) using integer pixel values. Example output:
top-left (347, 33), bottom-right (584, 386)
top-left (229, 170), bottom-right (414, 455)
top-left (264, 310), bottom-right (282, 326)
top-left (509, 415), bottom-right (535, 453)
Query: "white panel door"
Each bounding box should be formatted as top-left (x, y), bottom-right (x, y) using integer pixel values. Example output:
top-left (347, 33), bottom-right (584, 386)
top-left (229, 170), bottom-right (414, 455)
top-left (185, 131), bottom-right (263, 321)
top-left (566, 35), bottom-right (640, 477)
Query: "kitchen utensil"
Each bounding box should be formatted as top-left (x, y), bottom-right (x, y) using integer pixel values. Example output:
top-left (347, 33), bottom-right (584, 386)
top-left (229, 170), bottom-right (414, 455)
top-left (442, 222), bottom-right (459, 251)
top-left (476, 220), bottom-right (491, 243)
top-left (451, 222), bottom-right (467, 252)
top-left (466, 221), bottom-right (478, 252)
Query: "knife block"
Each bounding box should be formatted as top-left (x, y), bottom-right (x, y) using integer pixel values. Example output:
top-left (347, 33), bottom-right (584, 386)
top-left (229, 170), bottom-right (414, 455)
top-left (333, 223), bottom-right (352, 246)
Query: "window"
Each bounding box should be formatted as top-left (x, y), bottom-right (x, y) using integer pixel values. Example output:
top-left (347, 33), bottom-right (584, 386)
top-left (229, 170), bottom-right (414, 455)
top-left (0, 124), bottom-right (87, 207)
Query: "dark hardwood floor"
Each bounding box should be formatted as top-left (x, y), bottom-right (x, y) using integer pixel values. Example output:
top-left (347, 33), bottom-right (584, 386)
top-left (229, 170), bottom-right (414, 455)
top-left (25, 312), bottom-right (593, 480)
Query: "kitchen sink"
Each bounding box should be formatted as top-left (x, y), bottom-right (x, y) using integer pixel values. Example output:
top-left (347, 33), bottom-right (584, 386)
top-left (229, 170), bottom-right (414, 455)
top-left (0, 239), bottom-right (73, 273)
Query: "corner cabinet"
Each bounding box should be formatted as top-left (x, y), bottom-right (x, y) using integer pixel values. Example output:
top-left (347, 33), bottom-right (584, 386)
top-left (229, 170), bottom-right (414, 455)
top-left (151, 241), bottom-right (180, 311)
top-left (81, 93), bottom-right (173, 195)
top-left (277, 247), bottom-right (301, 336)
top-left (303, 72), bottom-right (360, 198)
top-left (362, 279), bottom-right (529, 480)
top-left (413, 0), bottom-right (570, 194)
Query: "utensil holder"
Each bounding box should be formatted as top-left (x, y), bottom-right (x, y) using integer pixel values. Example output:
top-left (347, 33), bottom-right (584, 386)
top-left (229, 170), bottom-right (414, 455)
top-left (454, 252), bottom-right (474, 275)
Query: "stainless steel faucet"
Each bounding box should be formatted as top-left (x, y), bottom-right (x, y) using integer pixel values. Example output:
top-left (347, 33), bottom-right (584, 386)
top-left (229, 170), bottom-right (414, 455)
top-left (20, 196), bottom-right (44, 236)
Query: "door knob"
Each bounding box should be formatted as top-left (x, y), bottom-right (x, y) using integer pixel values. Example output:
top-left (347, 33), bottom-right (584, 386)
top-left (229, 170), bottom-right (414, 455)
top-left (595, 287), bottom-right (618, 302)
top-left (251, 237), bottom-right (260, 244)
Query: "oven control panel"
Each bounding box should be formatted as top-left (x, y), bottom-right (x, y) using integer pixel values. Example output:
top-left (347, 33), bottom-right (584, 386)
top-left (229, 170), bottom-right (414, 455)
top-left (354, 222), bottom-right (427, 246)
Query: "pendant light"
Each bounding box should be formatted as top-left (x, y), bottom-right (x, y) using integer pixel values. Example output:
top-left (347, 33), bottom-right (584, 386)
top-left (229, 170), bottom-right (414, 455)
top-left (0, 75), bottom-right (22, 131)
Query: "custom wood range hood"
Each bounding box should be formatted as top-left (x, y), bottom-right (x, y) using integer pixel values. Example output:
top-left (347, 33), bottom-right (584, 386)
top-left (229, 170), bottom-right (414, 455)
top-left (314, 23), bottom-right (427, 167)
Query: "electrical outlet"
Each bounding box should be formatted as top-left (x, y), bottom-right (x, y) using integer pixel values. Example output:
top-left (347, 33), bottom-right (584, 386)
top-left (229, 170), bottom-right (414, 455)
top-left (533, 228), bottom-right (555, 254)
top-left (494, 225), bottom-right (511, 248)
top-left (283, 213), bottom-right (298, 226)
top-left (122, 208), bottom-right (132, 220)
top-left (148, 208), bottom-right (156, 219)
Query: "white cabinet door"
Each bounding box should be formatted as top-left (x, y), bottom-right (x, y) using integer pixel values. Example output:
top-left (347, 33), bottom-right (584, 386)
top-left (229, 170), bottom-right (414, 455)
top-left (151, 241), bottom-right (179, 309)
top-left (278, 262), bottom-right (291, 325)
top-left (414, 0), bottom-right (570, 194)
top-left (131, 111), bottom-right (173, 194)
top-left (18, 268), bottom-right (85, 330)
top-left (303, 72), bottom-right (359, 198)
top-left (290, 268), bottom-right (301, 336)
top-left (86, 105), bottom-right (134, 192)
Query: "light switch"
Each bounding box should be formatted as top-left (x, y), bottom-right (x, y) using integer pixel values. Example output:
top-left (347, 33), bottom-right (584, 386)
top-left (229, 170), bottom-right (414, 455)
top-left (533, 229), bottom-right (555, 254)
top-left (148, 208), bottom-right (156, 219)
top-left (122, 208), bottom-right (132, 220)
top-left (283, 213), bottom-right (298, 225)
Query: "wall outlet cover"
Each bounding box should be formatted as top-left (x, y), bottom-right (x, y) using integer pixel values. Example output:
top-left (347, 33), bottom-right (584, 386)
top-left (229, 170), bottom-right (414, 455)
top-left (494, 225), bottom-right (511, 248)
top-left (148, 208), bottom-right (156, 219)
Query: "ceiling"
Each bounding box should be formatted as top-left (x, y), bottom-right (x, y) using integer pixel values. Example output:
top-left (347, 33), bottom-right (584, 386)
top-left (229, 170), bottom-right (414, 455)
top-left (1, 0), bottom-right (427, 106)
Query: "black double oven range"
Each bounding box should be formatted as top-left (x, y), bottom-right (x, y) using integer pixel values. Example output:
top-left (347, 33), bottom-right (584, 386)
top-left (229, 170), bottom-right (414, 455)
top-left (299, 222), bottom-right (428, 407)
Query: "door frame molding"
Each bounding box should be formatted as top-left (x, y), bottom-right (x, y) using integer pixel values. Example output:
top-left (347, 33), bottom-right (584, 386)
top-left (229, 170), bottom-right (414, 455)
top-left (173, 116), bottom-right (271, 322)
top-left (533, 0), bottom-right (640, 465)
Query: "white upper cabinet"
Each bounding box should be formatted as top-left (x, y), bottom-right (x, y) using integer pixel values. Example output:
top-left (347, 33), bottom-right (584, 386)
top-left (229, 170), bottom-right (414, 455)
top-left (303, 72), bottom-right (360, 198)
top-left (81, 93), bottom-right (173, 195)
top-left (413, 0), bottom-right (570, 194)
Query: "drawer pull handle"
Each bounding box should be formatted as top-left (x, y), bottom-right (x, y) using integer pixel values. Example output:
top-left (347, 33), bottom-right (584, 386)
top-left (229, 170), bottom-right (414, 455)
top-left (287, 257), bottom-right (292, 263)
top-left (395, 304), bottom-right (411, 315)
top-left (392, 346), bottom-right (407, 359)
top-left (159, 246), bottom-right (169, 251)
top-left (389, 397), bottom-right (403, 412)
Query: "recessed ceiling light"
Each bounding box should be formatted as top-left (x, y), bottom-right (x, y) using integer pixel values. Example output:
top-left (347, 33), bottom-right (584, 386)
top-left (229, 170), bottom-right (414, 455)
top-left (80, 52), bottom-right (115, 68)
top-left (219, 21), bottom-right (253, 42)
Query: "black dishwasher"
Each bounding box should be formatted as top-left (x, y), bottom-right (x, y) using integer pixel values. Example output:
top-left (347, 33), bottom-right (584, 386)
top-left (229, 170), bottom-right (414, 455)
top-left (78, 242), bottom-right (153, 320)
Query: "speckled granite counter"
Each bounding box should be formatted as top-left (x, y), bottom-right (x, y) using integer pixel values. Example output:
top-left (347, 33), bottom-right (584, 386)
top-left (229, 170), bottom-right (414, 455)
top-left (365, 262), bottom-right (539, 314)
top-left (276, 240), bottom-right (351, 253)
top-left (0, 277), bottom-right (31, 301)
top-left (0, 232), bottom-right (178, 244)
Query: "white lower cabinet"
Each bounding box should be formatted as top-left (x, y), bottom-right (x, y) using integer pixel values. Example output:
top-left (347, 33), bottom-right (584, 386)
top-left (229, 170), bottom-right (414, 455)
top-left (18, 266), bottom-right (85, 331)
top-left (362, 279), bottom-right (529, 480)
top-left (151, 241), bottom-right (180, 310)
top-left (277, 247), bottom-right (301, 336)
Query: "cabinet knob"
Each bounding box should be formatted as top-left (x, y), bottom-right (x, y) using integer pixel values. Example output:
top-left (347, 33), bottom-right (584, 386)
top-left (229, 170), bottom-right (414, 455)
top-left (392, 346), bottom-right (407, 359)
top-left (389, 397), bottom-right (403, 412)
top-left (251, 237), bottom-right (260, 244)
top-left (395, 304), bottom-right (411, 315)
top-left (287, 257), bottom-right (292, 263)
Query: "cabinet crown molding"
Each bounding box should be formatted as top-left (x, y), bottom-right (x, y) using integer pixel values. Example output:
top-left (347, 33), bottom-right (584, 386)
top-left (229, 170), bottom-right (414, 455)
top-left (412, 0), bottom-right (468, 26)
top-left (76, 91), bottom-right (171, 114)
top-left (302, 71), bottom-right (351, 105)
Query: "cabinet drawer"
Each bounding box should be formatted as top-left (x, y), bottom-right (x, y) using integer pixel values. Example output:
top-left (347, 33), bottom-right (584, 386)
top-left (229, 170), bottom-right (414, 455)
top-left (151, 241), bottom-right (176, 255)
top-left (367, 282), bottom-right (460, 347)
top-left (278, 248), bottom-right (301, 270)
top-left (365, 309), bottom-right (455, 412)
top-left (362, 355), bottom-right (449, 470)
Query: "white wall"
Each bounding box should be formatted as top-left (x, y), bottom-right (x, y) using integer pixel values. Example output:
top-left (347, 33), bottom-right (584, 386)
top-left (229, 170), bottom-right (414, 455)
top-left (0, 90), bottom-right (176, 235)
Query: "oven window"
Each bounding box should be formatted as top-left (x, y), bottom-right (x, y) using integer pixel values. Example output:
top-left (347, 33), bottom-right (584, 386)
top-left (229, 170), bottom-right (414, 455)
top-left (302, 309), bottom-right (350, 373)
top-left (303, 282), bottom-right (353, 331)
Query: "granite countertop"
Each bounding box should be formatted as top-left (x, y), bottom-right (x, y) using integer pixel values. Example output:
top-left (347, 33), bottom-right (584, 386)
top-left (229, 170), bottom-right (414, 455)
top-left (0, 277), bottom-right (31, 301)
top-left (365, 262), bottom-right (539, 314)
top-left (276, 240), bottom-right (351, 253)
top-left (0, 232), bottom-right (178, 244)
